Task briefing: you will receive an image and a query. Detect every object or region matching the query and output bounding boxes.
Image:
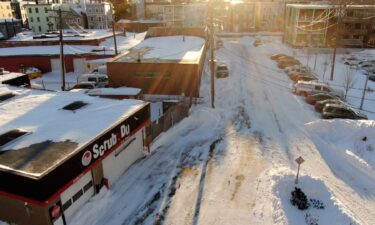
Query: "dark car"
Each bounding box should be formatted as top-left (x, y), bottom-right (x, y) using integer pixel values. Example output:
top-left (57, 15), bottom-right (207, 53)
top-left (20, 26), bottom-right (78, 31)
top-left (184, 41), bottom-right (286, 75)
top-left (306, 93), bottom-right (338, 105)
top-left (271, 54), bottom-right (288, 60)
top-left (253, 39), bottom-right (263, 47)
top-left (314, 99), bottom-right (346, 113)
top-left (216, 64), bottom-right (229, 78)
top-left (322, 104), bottom-right (368, 120)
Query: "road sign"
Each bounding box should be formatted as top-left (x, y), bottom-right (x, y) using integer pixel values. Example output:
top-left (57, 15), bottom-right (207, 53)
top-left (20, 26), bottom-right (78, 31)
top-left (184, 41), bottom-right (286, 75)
top-left (295, 156), bottom-right (305, 165)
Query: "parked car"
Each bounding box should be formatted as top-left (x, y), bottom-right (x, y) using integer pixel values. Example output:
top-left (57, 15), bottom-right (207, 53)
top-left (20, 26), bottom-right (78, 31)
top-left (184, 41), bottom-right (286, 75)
top-left (292, 75), bottom-right (318, 83)
top-left (314, 99), bottom-right (347, 113)
top-left (271, 53), bottom-right (288, 60)
top-left (293, 81), bottom-right (344, 99)
top-left (288, 71), bottom-right (317, 82)
top-left (285, 65), bottom-right (311, 74)
top-left (278, 59), bottom-right (301, 69)
top-left (305, 93), bottom-right (338, 105)
top-left (216, 64), bottom-right (229, 78)
top-left (322, 104), bottom-right (368, 120)
top-left (77, 73), bottom-right (108, 87)
top-left (253, 39), bottom-right (263, 47)
top-left (216, 39), bottom-right (224, 49)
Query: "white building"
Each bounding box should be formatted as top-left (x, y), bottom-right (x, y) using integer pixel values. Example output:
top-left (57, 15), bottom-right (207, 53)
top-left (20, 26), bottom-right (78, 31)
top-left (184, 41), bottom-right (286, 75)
top-left (86, 2), bottom-right (113, 29)
top-left (24, 4), bottom-right (56, 34)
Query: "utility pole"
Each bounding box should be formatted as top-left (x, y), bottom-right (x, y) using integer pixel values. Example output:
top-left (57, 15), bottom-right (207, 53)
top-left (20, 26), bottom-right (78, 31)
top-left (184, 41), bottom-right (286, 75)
top-left (360, 74), bottom-right (369, 110)
top-left (58, 8), bottom-right (66, 91)
top-left (209, 0), bottom-right (215, 108)
top-left (112, 21), bottom-right (118, 55)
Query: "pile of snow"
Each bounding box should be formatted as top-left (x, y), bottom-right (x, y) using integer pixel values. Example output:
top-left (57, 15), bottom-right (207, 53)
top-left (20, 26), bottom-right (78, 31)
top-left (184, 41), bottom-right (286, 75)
top-left (271, 169), bottom-right (357, 225)
top-left (305, 120), bottom-right (375, 170)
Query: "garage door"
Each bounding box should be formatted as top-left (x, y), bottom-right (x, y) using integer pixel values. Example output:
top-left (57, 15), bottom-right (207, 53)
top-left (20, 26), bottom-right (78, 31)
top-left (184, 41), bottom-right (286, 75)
top-left (60, 172), bottom-right (94, 223)
top-left (102, 130), bottom-right (144, 186)
top-left (73, 58), bottom-right (86, 74)
top-left (51, 59), bottom-right (61, 72)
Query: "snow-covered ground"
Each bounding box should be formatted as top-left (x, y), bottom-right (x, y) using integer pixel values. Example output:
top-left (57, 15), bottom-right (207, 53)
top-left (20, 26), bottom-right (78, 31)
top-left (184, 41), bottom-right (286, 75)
top-left (64, 36), bottom-right (375, 225)
top-left (2, 35), bottom-right (373, 225)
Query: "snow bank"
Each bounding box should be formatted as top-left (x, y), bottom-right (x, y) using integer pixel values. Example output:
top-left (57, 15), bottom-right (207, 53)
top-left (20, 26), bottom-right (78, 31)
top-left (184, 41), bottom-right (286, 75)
top-left (305, 120), bottom-right (375, 170)
top-left (272, 169), bottom-right (357, 225)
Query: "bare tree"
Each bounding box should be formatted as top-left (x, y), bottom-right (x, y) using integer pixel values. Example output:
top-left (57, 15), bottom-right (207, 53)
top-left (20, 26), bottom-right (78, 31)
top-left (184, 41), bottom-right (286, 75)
top-left (343, 65), bottom-right (356, 100)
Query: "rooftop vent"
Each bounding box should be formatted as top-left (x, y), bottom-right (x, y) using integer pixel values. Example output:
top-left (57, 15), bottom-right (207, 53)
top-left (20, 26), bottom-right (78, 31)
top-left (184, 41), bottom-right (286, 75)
top-left (62, 101), bottom-right (88, 111)
top-left (0, 92), bottom-right (16, 102)
top-left (0, 129), bottom-right (28, 148)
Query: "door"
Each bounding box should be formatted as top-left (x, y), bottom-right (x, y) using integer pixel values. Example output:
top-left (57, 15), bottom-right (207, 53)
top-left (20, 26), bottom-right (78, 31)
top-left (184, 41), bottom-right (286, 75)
top-left (60, 172), bottom-right (94, 223)
top-left (51, 59), bottom-right (61, 72)
top-left (102, 130), bottom-right (144, 186)
top-left (73, 58), bottom-right (86, 74)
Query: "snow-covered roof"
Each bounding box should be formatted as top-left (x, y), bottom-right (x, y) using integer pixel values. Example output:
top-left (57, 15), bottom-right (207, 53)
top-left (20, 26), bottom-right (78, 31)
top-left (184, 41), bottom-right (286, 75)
top-left (114, 35), bottom-right (205, 63)
top-left (87, 87), bottom-right (142, 96)
top-left (0, 85), bottom-right (146, 178)
top-left (8, 29), bottom-right (118, 42)
top-left (117, 19), bottom-right (164, 24)
top-left (0, 72), bottom-right (26, 83)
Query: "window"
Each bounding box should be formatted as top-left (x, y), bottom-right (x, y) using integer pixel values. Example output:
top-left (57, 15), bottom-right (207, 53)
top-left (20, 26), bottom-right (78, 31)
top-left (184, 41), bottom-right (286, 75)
top-left (0, 130), bottom-right (28, 148)
top-left (314, 86), bottom-right (321, 91)
top-left (30, 17), bottom-right (33, 22)
top-left (355, 23), bottom-right (361, 29)
top-left (38, 26), bottom-right (41, 32)
top-left (323, 87), bottom-right (330, 92)
top-left (44, 7), bottom-right (48, 13)
top-left (37, 17), bottom-right (40, 22)
top-left (62, 101), bottom-right (88, 111)
top-left (28, 8), bottom-right (32, 13)
top-left (46, 17), bottom-right (49, 22)
top-left (35, 8), bottom-right (39, 13)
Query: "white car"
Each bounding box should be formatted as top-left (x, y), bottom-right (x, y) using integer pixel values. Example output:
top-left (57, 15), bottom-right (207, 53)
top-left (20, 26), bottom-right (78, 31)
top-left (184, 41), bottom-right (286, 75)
top-left (293, 81), bottom-right (344, 99)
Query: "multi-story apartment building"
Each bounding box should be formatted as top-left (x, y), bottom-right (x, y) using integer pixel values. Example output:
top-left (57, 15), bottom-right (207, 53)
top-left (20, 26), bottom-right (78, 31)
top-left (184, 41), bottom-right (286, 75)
top-left (143, 2), bottom-right (206, 28)
top-left (86, 2), bottom-right (113, 29)
top-left (24, 0), bottom-right (113, 34)
top-left (0, 1), bottom-right (13, 19)
top-left (24, 4), bottom-right (57, 33)
top-left (284, 4), bottom-right (375, 47)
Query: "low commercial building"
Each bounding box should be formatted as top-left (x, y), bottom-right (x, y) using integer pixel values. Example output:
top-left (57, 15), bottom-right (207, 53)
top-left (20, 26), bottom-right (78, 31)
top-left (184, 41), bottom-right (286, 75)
top-left (0, 85), bottom-right (150, 225)
top-left (107, 35), bottom-right (206, 99)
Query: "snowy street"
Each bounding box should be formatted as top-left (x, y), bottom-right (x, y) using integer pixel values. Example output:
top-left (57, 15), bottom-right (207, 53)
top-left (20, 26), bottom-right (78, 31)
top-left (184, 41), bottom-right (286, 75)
top-left (71, 37), bottom-right (375, 225)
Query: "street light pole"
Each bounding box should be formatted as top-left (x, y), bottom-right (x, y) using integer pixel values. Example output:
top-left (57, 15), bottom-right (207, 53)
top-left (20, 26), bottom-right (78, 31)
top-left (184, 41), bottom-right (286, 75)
top-left (112, 21), bottom-right (118, 55)
top-left (58, 8), bottom-right (66, 91)
top-left (209, 0), bottom-right (215, 109)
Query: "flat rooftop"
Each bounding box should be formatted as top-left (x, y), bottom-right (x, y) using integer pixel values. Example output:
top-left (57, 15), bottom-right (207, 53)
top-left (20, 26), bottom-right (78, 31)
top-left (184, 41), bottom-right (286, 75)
top-left (87, 87), bottom-right (142, 96)
top-left (113, 35), bottom-right (205, 64)
top-left (0, 85), bottom-right (146, 179)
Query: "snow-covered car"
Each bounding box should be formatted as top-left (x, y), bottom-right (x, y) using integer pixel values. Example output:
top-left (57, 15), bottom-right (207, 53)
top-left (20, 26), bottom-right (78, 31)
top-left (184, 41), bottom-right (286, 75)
top-left (293, 81), bottom-right (344, 99)
top-left (293, 75), bottom-right (318, 83)
top-left (253, 39), bottom-right (263, 47)
top-left (77, 73), bottom-right (108, 87)
top-left (305, 93), bottom-right (339, 105)
top-left (322, 104), bottom-right (368, 120)
top-left (284, 65), bottom-right (311, 74)
top-left (342, 56), bottom-right (360, 66)
top-left (215, 39), bottom-right (224, 49)
top-left (278, 58), bottom-right (300, 69)
top-left (314, 99), bottom-right (347, 113)
top-left (216, 64), bottom-right (229, 78)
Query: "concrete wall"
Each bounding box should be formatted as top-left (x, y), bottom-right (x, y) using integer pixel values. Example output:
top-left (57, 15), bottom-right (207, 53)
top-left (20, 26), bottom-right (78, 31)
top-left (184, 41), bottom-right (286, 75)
top-left (107, 61), bottom-right (202, 97)
top-left (0, 55), bottom-right (113, 73)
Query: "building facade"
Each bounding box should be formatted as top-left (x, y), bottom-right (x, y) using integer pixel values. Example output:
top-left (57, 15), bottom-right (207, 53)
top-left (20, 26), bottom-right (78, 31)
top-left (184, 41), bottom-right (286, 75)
top-left (0, 1), bottom-right (13, 19)
top-left (0, 18), bottom-right (22, 40)
top-left (86, 2), bottom-right (113, 29)
top-left (24, 4), bottom-right (56, 34)
top-left (284, 4), bottom-right (375, 47)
